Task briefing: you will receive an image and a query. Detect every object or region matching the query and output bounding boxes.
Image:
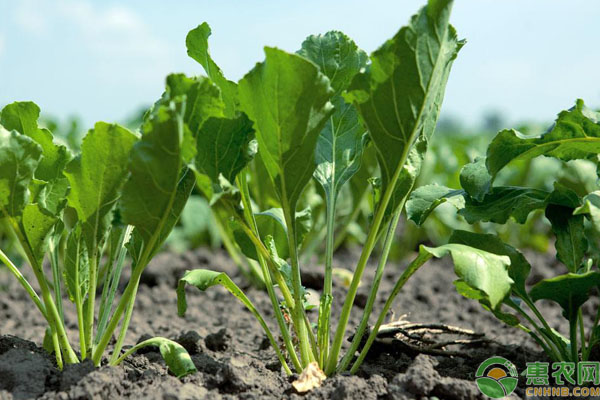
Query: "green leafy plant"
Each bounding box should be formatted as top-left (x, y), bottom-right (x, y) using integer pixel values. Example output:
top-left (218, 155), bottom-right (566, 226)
top-left (408, 99), bottom-right (600, 362)
top-left (0, 98), bottom-right (197, 376)
top-left (177, 0), bottom-right (473, 376)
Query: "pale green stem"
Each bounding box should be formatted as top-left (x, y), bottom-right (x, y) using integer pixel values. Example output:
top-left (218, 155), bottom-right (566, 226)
top-left (505, 298), bottom-right (562, 362)
top-left (109, 277), bottom-right (140, 364)
top-left (326, 150), bottom-right (408, 375)
top-left (283, 207), bottom-right (314, 366)
top-left (522, 297), bottom-right (570, 360)
top-left (237, 172), bottom-right (302, 371)
top-left (92, 266), bottom-right (143, 365)
top-left (0, 248), bottom-right (46, 317)
top-left (84, 254), bottom-right (98, 357)
top-left (318, 192), bottom-right (336, 368)
top-left (50, 326), bottom-right (63, 369)
top-left (338, 208), bottom-right (401, 372)
top-left (95, 226), bottom-right (132, 344)
top-left (50, 243), bottom-right (64, 322)
top-left (8, 219), bottom-right (78, 364)
top-left (349, 251), bottom-right (432, 374)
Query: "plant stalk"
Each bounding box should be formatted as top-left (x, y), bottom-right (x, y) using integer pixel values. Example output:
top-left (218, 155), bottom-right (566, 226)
top-left (237, 172), bottom-right (302, 372)
top-left (338, 208), bottom-right (401, 372)
top-left (523, 297), bottom-right (570, 360)
top-left (349, 250), bottom-right (432, 374)
top-left (92, 265), bottom-right (143, 365)
top-left (8, 218), bottom-right (78, 364)
top-left (109, 277), bottom-right (140, 365)
top-left (0, 248), bottom-right (46, 317)
top-left (283, 207), bottom-right (314, 365)
top-left (318, 192), bottom-right (336, 368)
top-left (326, 146), bottom-right (409, 374)
top-left (570, 314), bottom-right (579, 363)
top-left (84, 254), bottom-right (98, 357)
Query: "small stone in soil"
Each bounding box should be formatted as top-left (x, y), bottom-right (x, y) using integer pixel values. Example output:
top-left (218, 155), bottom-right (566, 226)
top-left (205, 328), bottom-right (231, 352)
top-left (258, 336), bottom-right (270, 351)
top-left (265, 359), bottom-right (281, 372)
top-left (176, 330), bottom-right (203, 355)
top-left (354, 291), bottom-right (368, 308)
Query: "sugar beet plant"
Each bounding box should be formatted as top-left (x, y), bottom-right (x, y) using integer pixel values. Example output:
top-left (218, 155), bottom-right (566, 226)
top-left (174, 0), bottom-right (509, 376)
top-left (407, 99), bottom-right (600, 363)
top-left (0, 96), bottom-right (199, 376)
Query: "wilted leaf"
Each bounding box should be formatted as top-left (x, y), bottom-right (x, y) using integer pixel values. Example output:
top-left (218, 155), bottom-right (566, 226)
top-left (292, 362), bottom-right (326, 393)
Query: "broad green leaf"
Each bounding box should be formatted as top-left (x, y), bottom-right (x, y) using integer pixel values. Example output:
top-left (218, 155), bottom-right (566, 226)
top-left (453, 281), bottom-right (520, 326)
top-left (545, 184), bottom-right (586, 272)
top-left (153, 170), bottom-right (196, 258)
top-left (423, 243), bottom-right (512, 308)
top-left (459, 156), bottom-right (491, 201)
top-left (449, 230), bottom-right (530, 298)
top-left (125, 337), bottom-right (197, 378)
top-left (232, 208), bottom-right (311, 261)
top-left (194, 113), bottom-right (255, 195)
top-left (461, 187), bottom-right (549, 224)
top-left (574, 191), bottom-right (600, 231)
top-left (238, 47), bottom-right (334, 211)
top-left (248, 152), bottom-right (281, 209)
top-left (121, 100), bottom-right (195, 258)
top-left (186, 23), bottom-right (238, 117)
top-left (487, 99), bottom-right (600, 177)
top-left (22, 203), bottom-right (58, 265)
top-left (406, 184), bottom-right (465, 225)
top-left (546, 182), bottom-right (581, 209)
top-left (407, 184), bottom-right (549, 226)
top-left (64, 122), bottom-right (138, 253)
top-left (34, 177), bottom-right (69, 216)
top-left (530, 271), bottom-right (600, 320)
top-left (313, 96), bottom-right (367, 204)
top-left (344, 0), bottom-right (464, 216)
top-left (1, 102), bottom-right (71, 182)
top-left (297, 31), bottom-right (368, 95)
top-left (0, 127), bottom-right (43, 217)
top-left (63, 224), bottom-right (89, 303)
top-left (162, 74), bottom-right (225, 137)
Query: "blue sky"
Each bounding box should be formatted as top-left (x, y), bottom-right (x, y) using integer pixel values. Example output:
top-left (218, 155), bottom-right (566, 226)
top-left (0, 0), bottom-right (598, 131)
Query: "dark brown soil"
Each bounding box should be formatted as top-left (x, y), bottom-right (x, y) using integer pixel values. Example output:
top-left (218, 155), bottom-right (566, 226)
top-left (0, 244), bottom-right (572, 399)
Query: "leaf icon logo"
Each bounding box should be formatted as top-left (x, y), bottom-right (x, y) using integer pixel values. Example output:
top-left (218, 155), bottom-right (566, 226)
top-left (475, 356), bottom-right (519, 398)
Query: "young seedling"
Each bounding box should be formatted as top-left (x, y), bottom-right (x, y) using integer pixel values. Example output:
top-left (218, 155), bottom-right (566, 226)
top-left (177, 0), bottom-right (486, 377)
top-left (0, 92), bottom-right (202, 376)
top-left (407, 99), bottom-right (600, 363)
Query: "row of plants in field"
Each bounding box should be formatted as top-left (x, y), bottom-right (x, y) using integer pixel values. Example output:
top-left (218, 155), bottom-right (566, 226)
top-left (1, 0), bottom-right (599, 382)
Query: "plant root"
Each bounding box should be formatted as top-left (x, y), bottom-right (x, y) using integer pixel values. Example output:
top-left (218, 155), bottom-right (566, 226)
top-left (357, 314), bottom-right (490, 359)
